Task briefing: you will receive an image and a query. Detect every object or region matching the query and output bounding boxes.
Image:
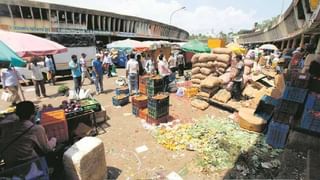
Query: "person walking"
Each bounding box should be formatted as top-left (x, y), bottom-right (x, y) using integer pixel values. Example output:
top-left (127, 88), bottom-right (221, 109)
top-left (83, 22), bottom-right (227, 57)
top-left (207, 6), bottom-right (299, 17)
top-left (103, 51), bottom-right (114, 77)
top-left (45, 55), bottom-right (55, 85)
top-left (136, 54), bottom-right (145, 76)
top-left (145, 54), bottom-right (155, 74)
top-left (27, 57), bottom-right (47, 98)
top-left (0, 62), bottom-right (26, 105)
top-left (168, 53), bottom-right (177, 73)
top-left (69, 55), bottom-right (82, 94)
top-left (158, 54), bottom-right (172, 92)
top-left (176, 52), bottom-right (185, 76)
top-left (92, 54), bottom-right (104, 94)
top-left (231, 55), bottom-right (244, 101)
top-left (80, 53), bottom-right (94, 85)
top-left (126, 53), bottom-right (139, 95)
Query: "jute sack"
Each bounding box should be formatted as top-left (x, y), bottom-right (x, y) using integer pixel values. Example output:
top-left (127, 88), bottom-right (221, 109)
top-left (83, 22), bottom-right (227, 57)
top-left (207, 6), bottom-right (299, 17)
top-left (244, 59), bottom-right (254, 68)
top-left (197, 91), bottom-right (211, 98)
top-left (191, 67), bottom-right (201, 74)
top-left (211, 48), bottom-right (232, 55)
top-left (191, 54), bottom-right (200, 64)
top-left (213, 89), bottom-right (231, 103)
top-left (244, 66), bottom-right (251, 75)
top-left (218, 67), bottom-right (226, 73)
top-left (193, 62), bottom-right (211, 68)
top-left (216, 54), bottom-right (231, 64)
top-left (219, 73), bottom-right (232, 84)
top-left (199, 53), bottom-right (217, 62)
top-left (192, 84), bottom-right (201, 88)
top-left (191, 78), bottom-right (201, 84)
top-left (215, 62), bottom-right (229, 69)
top-left (192, 73), bottom-right (206, 80)
top-left (201, 87), bottom-right (219, 96)
top-left (207, 61), bottom-right (216, 68)
top-left (191, 99), bottom-right (209, 110)
top-left (200, 67), bottom-right (212, 75)
top-left (200, 76), bottom-right (222, 89)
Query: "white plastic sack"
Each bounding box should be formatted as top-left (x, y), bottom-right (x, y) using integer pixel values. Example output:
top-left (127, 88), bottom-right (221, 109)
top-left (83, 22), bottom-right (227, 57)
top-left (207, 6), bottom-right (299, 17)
top-left (1, 91), bottom-right (13, 102)
top-left (68, 90), bottom-right (79, 100)
top-left (176, 87), bottom-right (185, 97)
top-left (79, 89), bottom-right (92, 99)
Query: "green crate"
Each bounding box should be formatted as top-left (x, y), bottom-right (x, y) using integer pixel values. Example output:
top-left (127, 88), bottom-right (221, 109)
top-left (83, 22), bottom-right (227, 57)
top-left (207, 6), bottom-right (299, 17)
top-left (147, 86), bottom-right (163, 97)
top-left (147, 78), bottom-right (163, 87)
top-left (148, 105), bottom-right (169, 119)
top-left (79, 99), bottom-right (101, 112)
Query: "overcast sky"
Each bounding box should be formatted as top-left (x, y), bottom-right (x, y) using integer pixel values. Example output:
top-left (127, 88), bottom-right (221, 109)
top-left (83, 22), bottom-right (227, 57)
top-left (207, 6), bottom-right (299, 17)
top-left (35, 0), bottom-right (292, 35)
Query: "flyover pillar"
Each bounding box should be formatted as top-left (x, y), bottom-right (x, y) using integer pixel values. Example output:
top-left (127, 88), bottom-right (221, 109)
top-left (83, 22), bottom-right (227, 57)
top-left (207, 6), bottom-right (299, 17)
top-left (287, 39), bottom-right (292, 49)
top-left (300, 34), bottom-right (305, 48)
top-left (281, 40), bottom-right (285, 50)
top-left (292, 38), bottom-right (297, 49)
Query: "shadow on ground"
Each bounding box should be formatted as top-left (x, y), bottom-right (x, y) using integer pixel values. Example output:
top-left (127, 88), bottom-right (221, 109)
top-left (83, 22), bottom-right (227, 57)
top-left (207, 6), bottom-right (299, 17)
top-left (105, 166), bottom-right (122, 180)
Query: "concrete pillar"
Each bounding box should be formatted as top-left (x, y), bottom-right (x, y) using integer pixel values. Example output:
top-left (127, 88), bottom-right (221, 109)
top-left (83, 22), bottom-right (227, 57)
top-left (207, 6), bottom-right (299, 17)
top-left (292, 38), bottom-right (297, 49)
top-left (300, 34), bottom-right (305, 48)
top-left (316, 38), bottom-right (320, 53)
top-left (287, 39), bottom-right (291, 49)
top-left (281, 40), bottom-right (285, 50)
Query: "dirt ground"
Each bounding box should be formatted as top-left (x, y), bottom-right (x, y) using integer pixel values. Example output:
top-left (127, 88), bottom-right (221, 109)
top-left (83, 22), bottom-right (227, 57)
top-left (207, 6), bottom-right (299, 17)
top-left (1, 69), bottom-right (313, 179)
top-left (1, 69), bottom-right (231, 179)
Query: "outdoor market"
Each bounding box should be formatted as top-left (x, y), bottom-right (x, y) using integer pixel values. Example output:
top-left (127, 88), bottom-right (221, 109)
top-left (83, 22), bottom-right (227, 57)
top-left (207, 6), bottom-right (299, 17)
top-left (0, 1), bottom-right (320, 177)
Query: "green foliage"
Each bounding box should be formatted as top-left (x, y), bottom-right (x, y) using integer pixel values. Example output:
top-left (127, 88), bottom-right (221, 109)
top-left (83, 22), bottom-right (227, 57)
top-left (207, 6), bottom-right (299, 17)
top-left (58, 85), bottom-right (69, 94)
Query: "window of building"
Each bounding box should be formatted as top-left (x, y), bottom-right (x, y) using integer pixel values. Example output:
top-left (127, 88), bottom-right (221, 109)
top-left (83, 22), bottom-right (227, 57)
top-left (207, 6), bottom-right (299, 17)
top-left (74, 12), bottom-right (79, 24)
top-left (81, 14), bottom-right (86, 24)
top-left (0, 4), bottom-right (10, 17)
top-left (21, 6), bottom-right (32, 19)
top-left (58, 10), bottom-right (66, 23)
top-left (66, 11), bottom-right (72, 24)
top-left (41, 8), bottom-right (48, 20)
top-left (105, 17), bottom-right (109, 31)
top-left (10, 5), bottom-right (21, 18)
top-left (100, 16), bottom-right (104, 30)
top-left (32, 7), bottom-right (41, 19)
top-left (110, 18), bottom-right (114, 31)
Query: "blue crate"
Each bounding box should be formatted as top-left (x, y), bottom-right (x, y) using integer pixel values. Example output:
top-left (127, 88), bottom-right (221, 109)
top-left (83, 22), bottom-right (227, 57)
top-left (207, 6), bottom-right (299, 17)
top-left (282, 86), bottom-right (308, 103)
top-left (255, 95), bottom-right (278, 122)
top-left (266, 121), bottom-right (290, 149)
top-left (132, 105), bottom-right (139, 117)
top-left (300, 110), bottom-right (320, 133)
top-left (115, 87), bottom-right (129, 96)
top-left (112, 95), bottom-right (129, 106)
top-left (305, 93), bottom-right (320, 112)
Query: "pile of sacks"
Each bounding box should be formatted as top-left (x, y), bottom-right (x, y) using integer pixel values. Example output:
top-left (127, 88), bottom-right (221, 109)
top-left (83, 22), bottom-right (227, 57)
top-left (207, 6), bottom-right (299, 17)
top-left (191, 48), bottom-right (232, 99)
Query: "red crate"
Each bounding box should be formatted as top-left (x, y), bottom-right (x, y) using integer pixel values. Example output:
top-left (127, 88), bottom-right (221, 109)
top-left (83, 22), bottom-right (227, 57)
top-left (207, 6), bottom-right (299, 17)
top-left (147, 115), bottom-right (168, 125)
top-left (139, 83), bottom-right (147, 95)
top-left (138, 108), bottom-right (148, 120)
top-left (132, 95), bottom-right (148, 108)
top-left (40, 109), bottom-right (69, 143)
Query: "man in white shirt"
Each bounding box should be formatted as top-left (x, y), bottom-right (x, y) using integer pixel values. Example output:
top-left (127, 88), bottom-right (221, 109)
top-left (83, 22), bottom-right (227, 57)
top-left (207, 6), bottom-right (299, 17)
top-left (126, 53), bottom-right (139, 95)
top-left (80, 53), bottom-right (94, 85)
top-left (27, 57), bottom-right (47, 98)
top-left (144, 54), bottom-right (155, 74)
top-left (103, 51), bottom-right (114, 77)
top-left (157, 54), bottom-right (172, 92)
top-left (168, 53), bottom-right (177, 73)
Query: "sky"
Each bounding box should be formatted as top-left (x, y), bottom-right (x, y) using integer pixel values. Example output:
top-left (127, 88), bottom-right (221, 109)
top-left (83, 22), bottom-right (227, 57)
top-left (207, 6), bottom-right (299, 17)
top-left (34, 0), bottom-right (292, 35)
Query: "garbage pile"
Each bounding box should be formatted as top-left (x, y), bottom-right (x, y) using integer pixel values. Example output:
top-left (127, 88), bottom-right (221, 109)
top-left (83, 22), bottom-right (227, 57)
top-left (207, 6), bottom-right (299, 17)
top-left (154, 116), bottom-right (283, 177)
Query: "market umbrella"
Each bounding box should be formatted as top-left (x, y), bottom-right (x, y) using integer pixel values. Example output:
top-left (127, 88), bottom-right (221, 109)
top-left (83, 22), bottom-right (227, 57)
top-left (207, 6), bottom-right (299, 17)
top-left (259, 44), bottom-right (278, 51)
top-left (0, 30), bottom-right (67, 57)
top-left (226, 42), bottom-right (247, 55)
top-left (0, 40), bottom-right (26, 67)
top-left (107, 39), bottom-right (149, 52)
top-left (182, 39), bottom-right (211, 53)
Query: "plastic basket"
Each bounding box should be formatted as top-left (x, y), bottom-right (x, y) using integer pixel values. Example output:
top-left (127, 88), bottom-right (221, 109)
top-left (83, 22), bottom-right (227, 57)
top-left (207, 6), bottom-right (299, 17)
top-left (147, 115), bottom-right (168, 125)
top-left (275, 99), bottom-right (299, 115)
top-left (147, 86), bottom-right (163, 97)
top-left (147, 77), bottom-right (163, 87)
top-left (148, 105), bottom-right (169, 119)
top-left (138, 108), bottom-right (148, 120)
top-left (115, 87), bottom-right (129, 96)
top-left (139, 83), bottom-right (147, 95)
top-left (148, 94), bottom-right (170, 108)
top-left (272, 110), bottom-right (293, 124)
top-left (266, 121), bottom-right (290, 148)
top-left (282, 86), bottom-right (308, 103)
top-left (132, 95), bottom-right (148, 108)
top-left (300, 110), bottom-right (320, 133)
top-left (79, 98), bottom-right (101, 112)
top-left (112, 95), bottom-right (129, 106)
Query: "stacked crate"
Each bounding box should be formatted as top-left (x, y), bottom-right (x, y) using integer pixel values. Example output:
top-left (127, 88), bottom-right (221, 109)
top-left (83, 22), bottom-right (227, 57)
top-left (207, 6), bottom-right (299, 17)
top-left (113, 85), bottom-right (130, 106)
top-left (139, 75), bottom-right (152, 95)
top-left (147, 94), bottom-right (170, 125)
top-left (131, 95), bottom-right (148, 119)
top-left (147, 76), bottom-right (164, 97)
top-left (266, 121), bottom-right (290, 148)
top-left (115, 86), bottom-right (129, 96)
top-left (300, 93), bottom-right (320, 133)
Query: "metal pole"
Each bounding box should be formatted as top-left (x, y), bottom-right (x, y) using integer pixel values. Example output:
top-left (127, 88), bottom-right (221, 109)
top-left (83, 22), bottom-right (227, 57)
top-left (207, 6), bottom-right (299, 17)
top-left (169, 6), bottom-right (185, 25)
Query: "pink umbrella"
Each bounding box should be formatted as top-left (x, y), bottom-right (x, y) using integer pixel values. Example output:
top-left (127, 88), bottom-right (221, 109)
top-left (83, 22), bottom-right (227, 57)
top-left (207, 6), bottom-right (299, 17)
top-left (0, 30), bottom-right (67, 57)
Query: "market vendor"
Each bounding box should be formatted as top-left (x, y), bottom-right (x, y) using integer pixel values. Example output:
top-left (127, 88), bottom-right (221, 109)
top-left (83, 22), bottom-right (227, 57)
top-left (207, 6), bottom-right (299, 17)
top-left (126, 53), bottom-right (139, 95)
top-left (158, 54), bottom-right (172, 92)
top-left (1, 101), bottom-right (56, 168)
top-left (231, 55), bottom-right (244, 101)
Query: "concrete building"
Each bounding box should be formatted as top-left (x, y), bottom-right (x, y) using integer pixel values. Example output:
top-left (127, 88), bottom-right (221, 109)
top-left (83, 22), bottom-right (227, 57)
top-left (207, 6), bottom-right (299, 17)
top-left (237, 0), bottom-right (320, 52)
top-left (0, 0), bottom-right (189, 43)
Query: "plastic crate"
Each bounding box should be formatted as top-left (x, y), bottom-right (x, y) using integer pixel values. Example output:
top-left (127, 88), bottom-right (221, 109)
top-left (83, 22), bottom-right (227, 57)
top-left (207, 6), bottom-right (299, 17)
top-left (132, 105), bottom-right (140, 117)
top-left (284, 69), bottom-right (299, 82)
top-left (185, 87), bottom-right (199, 98)
top-left (115, 86), bottom-right (129, 95)
top-left (300, 110), bottom-right (320, 133)
top-left (79, 98), bottom-right (101, 112)
top-left (132, 95), bottom-right (148, 108)
top-left (140, 75), bottom-right (152, 85)
top-left (147, 115), bottom-right (168, 125)
top-left (147, 85), bottom-right (163, 97)
top-left (148, 105), bottom-right (169, 119)
top-left (272, 110), bottom-right (293, 124)
top-left (290, 74), bottom-right (309, 89)
top-left (139, 83), bottom-right (147, 95)
top-left (148, 94), bottom-right (170, 108)
top-left (40, 110), bottom-right (69, 143)
top-left (254, 96), bottom-right (278, 121)
top-left (94, 106), bottom-right (107, 124)
top-left (266, 121), bottom-right (290, 148)
top-left (282, 86), bottom-right (308, 103)
top-left (305, 93), bottom-right (320, 112)
top-left (138, 108), bottom-right (148, 120)
top-left (147, 76), bottom-right (163, 87)
top-left (275, 99), bottom-right (299, 115)
top-left (112, 95), bottom-right (129, 106)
